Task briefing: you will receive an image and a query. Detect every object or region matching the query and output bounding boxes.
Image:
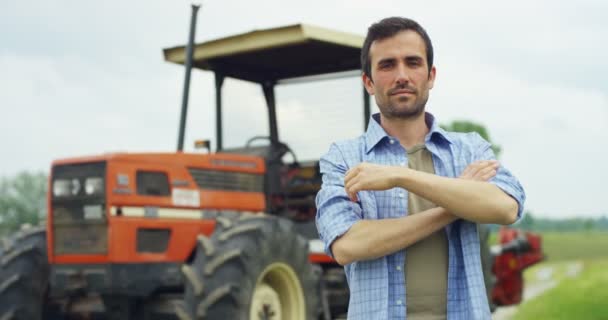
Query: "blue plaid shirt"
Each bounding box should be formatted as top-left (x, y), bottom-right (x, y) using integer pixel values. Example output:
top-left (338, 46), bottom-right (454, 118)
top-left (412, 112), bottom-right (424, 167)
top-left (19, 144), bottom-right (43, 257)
top-left (316, 113), bottom-right (525, 320)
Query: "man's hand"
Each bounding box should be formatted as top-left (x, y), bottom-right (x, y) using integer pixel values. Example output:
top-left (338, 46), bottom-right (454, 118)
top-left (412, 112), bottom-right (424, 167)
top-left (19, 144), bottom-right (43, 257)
top-left (344, 163), bottom-right (399, 201)
top-left (460, 160), bottom-right (500, 181)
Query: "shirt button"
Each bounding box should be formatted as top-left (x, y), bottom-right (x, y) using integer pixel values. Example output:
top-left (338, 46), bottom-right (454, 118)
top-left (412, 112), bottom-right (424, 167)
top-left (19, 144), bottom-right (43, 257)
top-left (399, 193), bottom-right (404, 198)
top-left (389, 139), bottom-right (395, 144)
top-left (396, 266), bottom-right (402, 271)
top-left (396, 300), bottom-right (403, 305)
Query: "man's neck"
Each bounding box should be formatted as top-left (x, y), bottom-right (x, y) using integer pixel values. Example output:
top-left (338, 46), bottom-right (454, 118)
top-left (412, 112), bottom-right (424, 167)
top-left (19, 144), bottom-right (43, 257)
top-left (379, 112), bottom-right (429, 150)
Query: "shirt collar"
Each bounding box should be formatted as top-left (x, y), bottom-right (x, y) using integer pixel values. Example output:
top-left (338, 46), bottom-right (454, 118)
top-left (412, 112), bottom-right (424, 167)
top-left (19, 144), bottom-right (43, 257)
top-left (364, 112), bottom-right (453, 153)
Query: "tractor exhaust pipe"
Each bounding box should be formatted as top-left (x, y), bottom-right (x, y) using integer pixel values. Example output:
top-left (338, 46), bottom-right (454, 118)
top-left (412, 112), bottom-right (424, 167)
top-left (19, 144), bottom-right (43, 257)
top-left (177, 4), bottom-right (200, 151)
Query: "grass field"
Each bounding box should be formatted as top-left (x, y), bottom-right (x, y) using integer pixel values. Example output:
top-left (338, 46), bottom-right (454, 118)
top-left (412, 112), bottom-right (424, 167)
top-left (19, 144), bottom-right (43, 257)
top-left (489, 231), bottom-right (608, 261)
top-left (522, 260), bottom-right (577, 286)
top-left (489, 231), bottom-right (608, 319)
top-left (513, 259), bottom-right (608, 320)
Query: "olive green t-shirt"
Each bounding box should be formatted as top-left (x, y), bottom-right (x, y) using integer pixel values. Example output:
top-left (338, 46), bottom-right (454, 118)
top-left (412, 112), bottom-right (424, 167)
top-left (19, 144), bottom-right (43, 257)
top-left (405, 144), bottom-right (448, 320)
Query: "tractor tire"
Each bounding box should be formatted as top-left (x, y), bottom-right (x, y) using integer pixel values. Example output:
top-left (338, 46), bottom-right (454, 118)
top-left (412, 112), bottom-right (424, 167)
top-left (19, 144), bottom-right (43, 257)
top-left (177, 214), bottom-right (320, 320)
top-left (0, 226), bottom-right (50, 320)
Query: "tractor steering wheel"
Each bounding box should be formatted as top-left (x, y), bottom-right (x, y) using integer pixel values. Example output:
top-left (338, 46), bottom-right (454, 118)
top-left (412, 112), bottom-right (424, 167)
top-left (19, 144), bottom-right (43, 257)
top-left (245, 136), bottom-right (299, 166)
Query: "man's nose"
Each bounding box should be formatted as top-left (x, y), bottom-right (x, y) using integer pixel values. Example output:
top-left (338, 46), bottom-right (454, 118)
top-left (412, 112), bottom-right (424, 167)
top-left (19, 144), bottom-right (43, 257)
top-left (395, 63), bottom-right (410, 85)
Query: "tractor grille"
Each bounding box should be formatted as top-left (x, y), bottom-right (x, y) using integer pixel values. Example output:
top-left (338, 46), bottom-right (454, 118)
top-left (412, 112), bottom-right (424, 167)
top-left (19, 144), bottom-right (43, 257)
top-left (188, 168), bottom-right (264, 192)
top-left (51, 162), bottom-right (108, 255)
top-left (52, 202), bottom-right (108, 255)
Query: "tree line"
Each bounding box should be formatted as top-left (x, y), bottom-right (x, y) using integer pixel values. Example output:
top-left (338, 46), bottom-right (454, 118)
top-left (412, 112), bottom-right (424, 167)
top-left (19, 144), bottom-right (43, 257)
top-left (0, 171), bottom-right (47, 237)
top-left (512, 211), bottom-right (608, 232)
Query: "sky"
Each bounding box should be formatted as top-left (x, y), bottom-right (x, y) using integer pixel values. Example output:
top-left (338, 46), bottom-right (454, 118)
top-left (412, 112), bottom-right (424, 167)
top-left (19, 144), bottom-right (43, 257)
top-left (1, 0), bottom-right (606, 219)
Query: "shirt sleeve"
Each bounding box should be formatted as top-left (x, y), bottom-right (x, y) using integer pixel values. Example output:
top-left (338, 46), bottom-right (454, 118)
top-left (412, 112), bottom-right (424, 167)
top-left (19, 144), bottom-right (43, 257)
top-left (315, 143), bottom-right (363, 257)
top-left (469, 133), bottom-right (526, 222)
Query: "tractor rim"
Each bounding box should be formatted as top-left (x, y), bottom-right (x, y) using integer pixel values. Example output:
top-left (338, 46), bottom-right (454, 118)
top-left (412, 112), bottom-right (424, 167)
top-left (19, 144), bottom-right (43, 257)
top-left (250, 262), bottom-right (305, 320)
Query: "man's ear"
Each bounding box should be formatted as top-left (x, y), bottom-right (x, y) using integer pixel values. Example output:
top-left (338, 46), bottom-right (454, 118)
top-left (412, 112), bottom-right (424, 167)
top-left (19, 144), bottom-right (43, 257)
top-left (428, 66), bottom-right (437, 90)
top-left (362, 73), bottom-right (375, 95)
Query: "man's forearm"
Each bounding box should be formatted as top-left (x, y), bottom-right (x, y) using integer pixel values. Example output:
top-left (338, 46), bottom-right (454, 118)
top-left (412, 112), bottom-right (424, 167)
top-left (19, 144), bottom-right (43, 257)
top-left (331, 207), bottom-right (456, 265)
top-left (395, 168), bottom-right (518, 225)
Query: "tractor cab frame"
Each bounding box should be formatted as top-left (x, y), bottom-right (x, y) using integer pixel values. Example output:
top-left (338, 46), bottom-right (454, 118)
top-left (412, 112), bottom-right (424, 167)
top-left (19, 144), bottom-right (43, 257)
top-left (164, 23), bottom-right (370, 219)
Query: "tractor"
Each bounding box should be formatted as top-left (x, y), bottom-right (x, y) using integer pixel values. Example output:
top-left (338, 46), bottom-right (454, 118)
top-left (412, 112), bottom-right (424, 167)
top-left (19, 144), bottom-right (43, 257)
top-left (0, 6), bottom-right (360, 320)
top-left (490, 227), bottom-right (544, 308)
top-left (0, 6), bottom-right (543, 320)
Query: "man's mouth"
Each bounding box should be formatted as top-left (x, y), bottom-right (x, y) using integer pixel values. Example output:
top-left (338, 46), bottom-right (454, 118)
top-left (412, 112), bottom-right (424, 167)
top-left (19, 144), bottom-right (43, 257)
top-left (390, 89), bottom-right (415, 96)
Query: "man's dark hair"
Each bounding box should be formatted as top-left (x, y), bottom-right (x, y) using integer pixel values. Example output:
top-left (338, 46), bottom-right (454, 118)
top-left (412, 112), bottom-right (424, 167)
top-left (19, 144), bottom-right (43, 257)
top-left (361, 17), bottom-right (434, 79)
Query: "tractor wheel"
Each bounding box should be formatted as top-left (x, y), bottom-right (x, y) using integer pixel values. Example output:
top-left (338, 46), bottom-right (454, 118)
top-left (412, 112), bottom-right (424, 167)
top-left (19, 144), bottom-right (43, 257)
top-left (177, 214), bottom-right (320, 320)
top-left (0, 226), bottom-right (50, 320)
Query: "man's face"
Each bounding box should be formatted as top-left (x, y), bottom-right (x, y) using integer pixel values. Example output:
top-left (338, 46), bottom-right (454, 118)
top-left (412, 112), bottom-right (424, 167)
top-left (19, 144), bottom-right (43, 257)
top-left (363, 30), bottom-right (436, 120)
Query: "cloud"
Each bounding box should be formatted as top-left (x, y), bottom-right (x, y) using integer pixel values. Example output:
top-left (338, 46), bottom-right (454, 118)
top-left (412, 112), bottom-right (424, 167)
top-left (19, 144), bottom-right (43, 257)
top-left (0, 52), bottom-right (183, 174)
top-left (432, 56), bottom-right (608, 218)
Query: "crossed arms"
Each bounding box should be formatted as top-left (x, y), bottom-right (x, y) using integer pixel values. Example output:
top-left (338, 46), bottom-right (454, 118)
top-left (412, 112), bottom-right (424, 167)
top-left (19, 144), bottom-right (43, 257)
top-left (326, 160), bottom-right (520, 266)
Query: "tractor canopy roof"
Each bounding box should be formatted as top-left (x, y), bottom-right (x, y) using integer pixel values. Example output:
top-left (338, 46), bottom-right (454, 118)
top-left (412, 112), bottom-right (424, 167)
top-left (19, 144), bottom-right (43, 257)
top-left (163, 24), bottom-right (364, 83)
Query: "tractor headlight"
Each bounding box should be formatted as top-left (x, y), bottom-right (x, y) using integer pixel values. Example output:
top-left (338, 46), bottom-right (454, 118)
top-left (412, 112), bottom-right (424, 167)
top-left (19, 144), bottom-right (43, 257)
top-left (53, 178), bottom-right (82, 197)
top-left (53, 179), bottom-right (71, 197)
top-left (51, 162), bottom-right (106, 198)
top-left (85, 177), bottom-right (104, 195)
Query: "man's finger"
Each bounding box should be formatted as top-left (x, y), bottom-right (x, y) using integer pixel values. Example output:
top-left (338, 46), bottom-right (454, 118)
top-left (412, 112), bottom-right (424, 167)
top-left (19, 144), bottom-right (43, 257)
top-left (474, 165), bottom-right (498, 179)
top-left (345, 175), bottom-right (361, 198)
top-left (480, 171), bottom-right (496, 181)
top-left (345, 186), bottom-right (353, 200)
top-left (345, 174), bottom-right (358, 192)
top-left (460, 165), bottom-right (472, 178)
top-left (345, 167), bottom-right (360, 187)
top-left (345, 167), bottom-right (355, 183)
top-left (462, 162), bottom-right (483, 178)
top-left (461, 160), bottom-right (498, 179)
top-left (462, 160), bottom-right (491, 176)
top-left (460, 160), bottom-right (482, 177)
top-left (470, 161), bottom-right (498, 174)
top-left (477, 160), bottom-right (498, 168)
top-left (347, 182), bottom-right (360, 202)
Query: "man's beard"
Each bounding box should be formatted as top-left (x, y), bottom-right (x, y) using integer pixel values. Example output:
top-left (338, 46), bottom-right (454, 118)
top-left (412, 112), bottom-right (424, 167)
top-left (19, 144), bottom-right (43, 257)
top-left (379, 92), bottom-right (428, 120)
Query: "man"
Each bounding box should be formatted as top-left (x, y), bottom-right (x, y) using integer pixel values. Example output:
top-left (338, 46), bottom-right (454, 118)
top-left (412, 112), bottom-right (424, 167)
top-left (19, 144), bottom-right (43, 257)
top-left (315, 17), bottom-right (525, 320)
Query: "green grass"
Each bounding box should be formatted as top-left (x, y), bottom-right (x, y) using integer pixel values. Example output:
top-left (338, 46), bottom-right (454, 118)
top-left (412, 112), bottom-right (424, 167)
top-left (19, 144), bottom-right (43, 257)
top-left (522, 260), bottom-right (576, 286)
top-left (513, 259), bottom-right (608, 320)
top-left (488, 231), bottom-right (608, 319)
top-left (489, 231), bottom-right (608, 261)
